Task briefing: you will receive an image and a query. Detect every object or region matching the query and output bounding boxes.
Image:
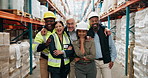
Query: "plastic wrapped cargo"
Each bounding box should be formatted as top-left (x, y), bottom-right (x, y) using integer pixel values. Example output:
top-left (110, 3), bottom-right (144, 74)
top-left (133, 46), bottom-right (148, 78)
top-left (117, 0), bottom-right (126, 6)
top-left (101, 0), bottom-right (108, 15)
top-left (0, 0), bottom-right (9, 9)
top-left (119, 13), bottom-right (135, 43)
top-left (108, 0), bottom-right (117, 11)
top-left (135, 8), bottom-right (148, 48)
top-left (32, 0), bottom-right (40, 18)
top-left (0, 32), bottom-right (10, 45)
top-left (40, 5), bottom-right (48, 19)
top-left (115, 40), bottom-right (126, 67)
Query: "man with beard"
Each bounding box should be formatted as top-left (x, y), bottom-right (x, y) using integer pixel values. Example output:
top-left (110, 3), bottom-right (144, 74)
top-left (32, 11), bottom-right (56, 78)
top-left (87, 12), bottom-right (117, 78)
top-left (65, 16), bottom-right (111, 78)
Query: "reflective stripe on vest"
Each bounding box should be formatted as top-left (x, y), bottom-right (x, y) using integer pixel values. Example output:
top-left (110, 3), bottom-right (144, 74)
top-left (48, 32), bottom-right (70, 67)
top-left (33, 42), bottom-right (40, 50)
top-left (42, 36), bottom-right (46, 43)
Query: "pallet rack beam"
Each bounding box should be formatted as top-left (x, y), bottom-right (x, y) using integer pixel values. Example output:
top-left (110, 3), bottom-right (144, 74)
top-left (100, 0), bottom-right (140, 21)
top-left (0, 11), bottom-right (45, 25)
top-left (11, 29), bottom-right (29, 42)
top-left (0, 18), bottom-right (4, 32)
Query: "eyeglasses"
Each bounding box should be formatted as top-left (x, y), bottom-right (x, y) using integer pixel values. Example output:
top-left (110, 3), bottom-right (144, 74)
top-left (45, 20), bottom-right (55, 23)
top-left (67, 23), bottom-right (74, 25)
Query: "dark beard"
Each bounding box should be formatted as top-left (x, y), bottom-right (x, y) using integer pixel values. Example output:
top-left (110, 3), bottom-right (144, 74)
top-left (92, 23), bottom-right (99, 31)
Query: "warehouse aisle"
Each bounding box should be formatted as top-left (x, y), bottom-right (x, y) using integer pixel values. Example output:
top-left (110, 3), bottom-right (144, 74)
top-left (27, 61), bottom-right (127, 78)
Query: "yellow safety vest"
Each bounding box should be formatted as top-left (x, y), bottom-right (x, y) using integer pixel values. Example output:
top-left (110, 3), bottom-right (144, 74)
top-left (32, 30), bottom-right (55, 56)
top-left (48, 32), bottom-right (70, 67)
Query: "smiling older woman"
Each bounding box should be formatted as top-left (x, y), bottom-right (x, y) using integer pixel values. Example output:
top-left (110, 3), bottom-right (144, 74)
top-left (47, 21), bottom-right (75, 78)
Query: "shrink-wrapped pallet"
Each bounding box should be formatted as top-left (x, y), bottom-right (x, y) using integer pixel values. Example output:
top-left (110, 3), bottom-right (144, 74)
top-left (0, 0), bottom-right (25, 11)
top-left (133, 46), bottom-right (148, 78)
top-left (110, 20), bottom-right (116, 40)
top-left (32, 0), bottom-right (40, 18)
top-left (0, 62), bottom-right (9, 78)
top-left (19, 41), bottom-right (30, 54)
top-left (9, 68), bottom-right (21, 78)
top-left (101, 0), bottom-right (108, 15)
top-left (119, 13), bottom-right (135, 43)
top-left (0, 32), bottom-right (10, 78)
top-left (0, 32), bottom-right (10, 45)
top-left (116, 19), bottom-right (121, 40)
top-left (135, 8), bottom-right (148, 48)
top-left (9, 0), bottom-right (24, 11)
top-left (117, 0), bottom-right (126, 7)
top-left (115, 40), bottom-right (125, 67)
top-left (40, 5), bottom-right (48, 19)
top-left (108, 0), bottom-right (117, 11)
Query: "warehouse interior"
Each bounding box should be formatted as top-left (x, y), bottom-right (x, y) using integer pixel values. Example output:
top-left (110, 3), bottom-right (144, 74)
top-left (0, 0), bottom-right (148, 78)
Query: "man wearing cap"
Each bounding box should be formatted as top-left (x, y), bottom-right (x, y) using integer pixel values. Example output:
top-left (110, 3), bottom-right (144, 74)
top-left (32, 11), bottom-right (56, 78)
top-left (87, 12), bottom-right (117, 78)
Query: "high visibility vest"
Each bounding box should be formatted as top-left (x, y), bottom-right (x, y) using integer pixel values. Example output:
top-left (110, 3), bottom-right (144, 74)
top-left (32, 30), bottom-right (55, 56)
top-left (48, 32), bottom-right (70, 67)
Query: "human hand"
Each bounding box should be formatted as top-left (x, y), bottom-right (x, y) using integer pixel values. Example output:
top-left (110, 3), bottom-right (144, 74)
top-left (104, 28), bottom-right (111, 36)
top-left (41, 28), bottom-right (48, 36)
top-left (67, 46), bottom-right (72, 50)
top-left (109, 61), bottom-right (114, 69)
top-left (86, 36), bottom-right (93, 41)
top-left (79, 37), bottom-right (85, 43)
top-left (82, 56), bottom-right (90, 61)
top-left (45, 38), bottom-right (51, 46)
top-left (74, 58), bottom-right (80, 62)
top-left (53, 50), bottom-right (63, 56)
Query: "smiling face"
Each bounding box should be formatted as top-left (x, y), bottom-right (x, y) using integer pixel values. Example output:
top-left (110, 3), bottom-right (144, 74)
top-left (66, 18), bottom-right (76, 32)
top-left (44, 18), bottom-right (55, 31)
top-left (55, 22), bottom-right (64, 35)
top-left (89, 17), bottom-right (99, 31)
top-left (77, 29), bottom-right (87, 38)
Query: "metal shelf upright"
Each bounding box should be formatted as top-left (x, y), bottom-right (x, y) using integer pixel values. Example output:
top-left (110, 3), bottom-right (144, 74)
top-left (99, 0), bottom-right (148, 76)
top-left (0, 1), bottom-right (46, 75)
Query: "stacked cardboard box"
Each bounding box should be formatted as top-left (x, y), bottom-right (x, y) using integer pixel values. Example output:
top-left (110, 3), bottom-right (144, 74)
top-left (0, 32), bottom-right (10, 78)
top-left (9, 41), bottom-right (36, 78)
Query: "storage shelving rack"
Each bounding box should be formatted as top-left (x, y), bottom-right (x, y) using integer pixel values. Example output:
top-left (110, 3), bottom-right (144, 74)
top-left (99, 0), bottom-right (148, 76)
top-left (0, 0), bottom-right (66, 75)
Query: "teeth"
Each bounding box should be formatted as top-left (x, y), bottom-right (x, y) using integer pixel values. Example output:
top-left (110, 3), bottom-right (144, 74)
top-left (48, 25), bottom-right (51, 26)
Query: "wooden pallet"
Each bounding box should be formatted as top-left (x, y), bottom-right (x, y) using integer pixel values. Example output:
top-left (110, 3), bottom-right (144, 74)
top-left (36, 18), bottom-right (41, 21)
top-left (117, 1), bottom-right (126, 7)
top-left (41, 19), bottom-right (45, 22)
top-left (32, 16), bottom-right (41, 21)
top-left (24, 12), bottom-right (31, 18)
top-left (102, 12), bottom-right (107, 16)
top-left (108, 7), bottom-right (117, 12)
top-left (0, 9), bottom-right (24, 16)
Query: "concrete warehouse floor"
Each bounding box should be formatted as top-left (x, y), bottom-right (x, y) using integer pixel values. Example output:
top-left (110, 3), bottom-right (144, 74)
top-left (27, 61), bottom-right (127, 78)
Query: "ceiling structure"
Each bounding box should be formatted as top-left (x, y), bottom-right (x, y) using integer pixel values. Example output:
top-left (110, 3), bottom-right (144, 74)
top-left (39, 0), bottom-right (99, 21)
